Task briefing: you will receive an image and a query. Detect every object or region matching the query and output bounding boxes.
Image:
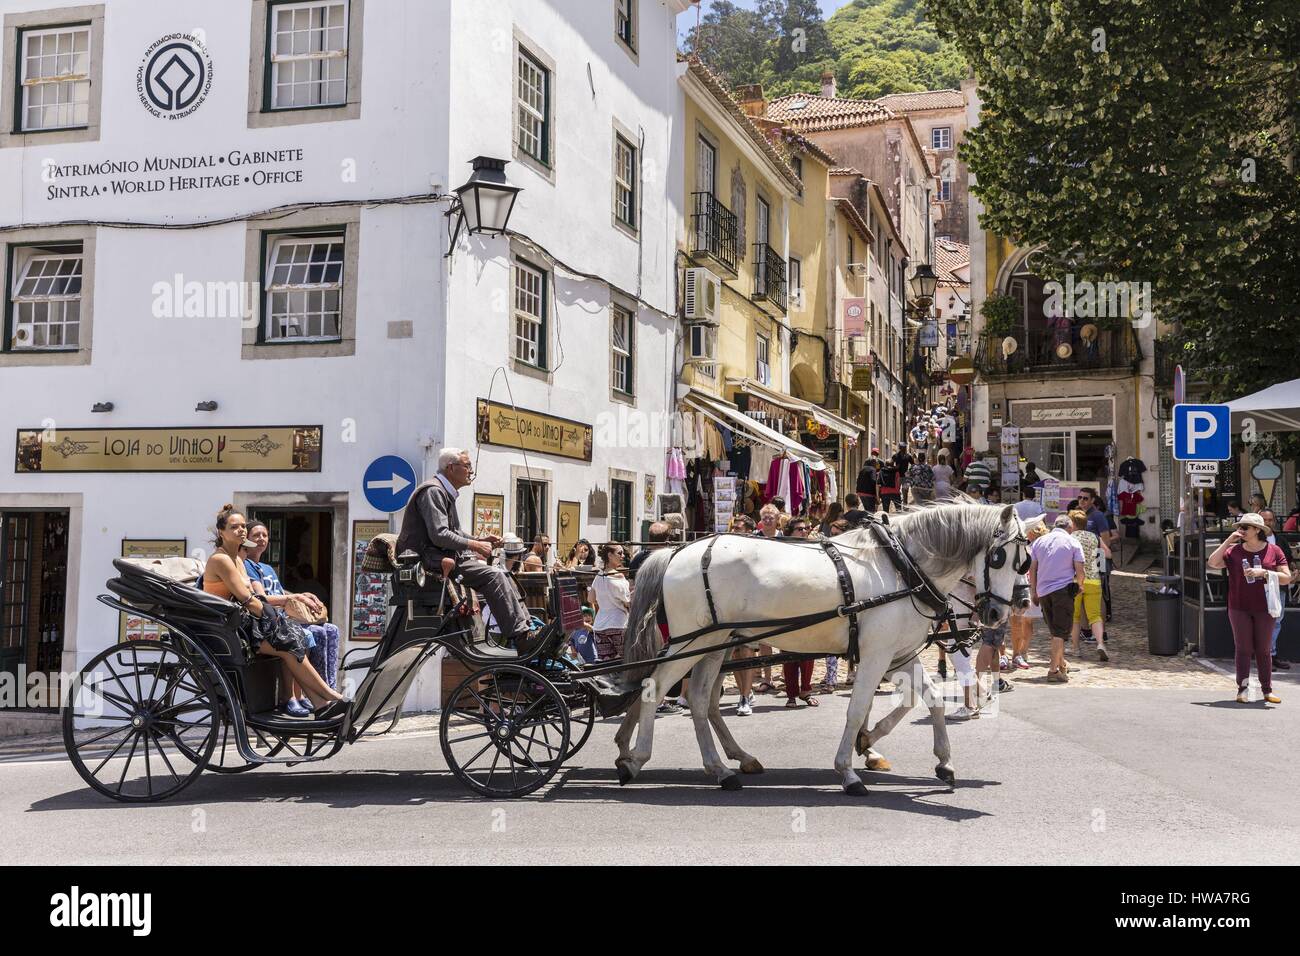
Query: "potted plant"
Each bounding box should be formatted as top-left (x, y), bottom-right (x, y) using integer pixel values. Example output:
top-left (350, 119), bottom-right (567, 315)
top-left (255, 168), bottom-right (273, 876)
top-left (981, 292), bottom-right (1021, 339)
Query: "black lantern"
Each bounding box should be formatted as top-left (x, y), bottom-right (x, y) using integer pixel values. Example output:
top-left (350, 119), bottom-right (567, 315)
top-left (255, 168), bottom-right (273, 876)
top-left (909, 262), bottom-right (938, 304)
top-left (453, 156), bottom-right (521, 239)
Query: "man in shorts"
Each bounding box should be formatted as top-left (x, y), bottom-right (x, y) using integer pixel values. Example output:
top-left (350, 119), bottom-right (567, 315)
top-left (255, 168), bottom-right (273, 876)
top-left (1030, 514), bottom-right (1085, 683)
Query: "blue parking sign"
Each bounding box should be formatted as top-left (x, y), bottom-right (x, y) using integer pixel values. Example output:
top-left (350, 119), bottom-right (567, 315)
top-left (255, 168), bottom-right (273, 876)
top-left (1173, 404), bottom-right (1230, 461)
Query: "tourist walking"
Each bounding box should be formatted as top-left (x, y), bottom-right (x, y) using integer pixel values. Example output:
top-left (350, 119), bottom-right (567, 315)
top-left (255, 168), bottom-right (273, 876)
top-left (591, 543), bottom-right (631, 662)
top-left (1029, 515), bottom-right (1085, 683)
top-left (1068, 509), bottom-right (1111, 661)
top-left (1207, 513), bottom-right (1289, 703)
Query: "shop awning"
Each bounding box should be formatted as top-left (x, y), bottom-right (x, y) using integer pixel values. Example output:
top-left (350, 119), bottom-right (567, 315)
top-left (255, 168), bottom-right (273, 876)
top-left (725, 377), bottom-right (863, 439)
top-left (682, 390), bottom-right (824, 467)
top-left (1227, 377), bottom-right (1300, 433)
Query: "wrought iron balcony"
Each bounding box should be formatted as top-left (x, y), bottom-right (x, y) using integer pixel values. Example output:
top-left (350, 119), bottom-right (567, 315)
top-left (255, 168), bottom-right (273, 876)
top-left (974, 326), bottom-right (1141, 379)
top-left (752, 242), bottom-right (787, 314)
top-left (690, 191), bottom-right (737, 273)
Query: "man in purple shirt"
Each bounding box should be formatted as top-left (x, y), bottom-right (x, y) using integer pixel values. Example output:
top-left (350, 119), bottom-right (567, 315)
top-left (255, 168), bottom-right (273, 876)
top-left (1030, 514), bottom-right (1085, 683)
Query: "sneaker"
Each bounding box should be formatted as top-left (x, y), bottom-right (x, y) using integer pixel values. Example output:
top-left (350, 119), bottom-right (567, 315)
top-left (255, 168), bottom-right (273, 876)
top-left (1235, 690), bottom-right (1249, 703)
top-left (736, 695), bottom-right (753, 717)
top-left (1047, 671), bottom-right (1069, 684)
top-left (948, 706), bottom-right (976, 721)
top-left (656, 701), bottom-right (681, 715)
top-left (1264, 692), bottom-right (1281, 704)
top-left (997, 678), bottom-right (1014, 694)
top-left (1097, 646), bottom-right (1110, 663)
top-left (999, 655), bottom-right (1011, 672)
top-left (676, 696), bottom-right (691, 710)
top-left (1013, 655), bottom-right (1030, 670)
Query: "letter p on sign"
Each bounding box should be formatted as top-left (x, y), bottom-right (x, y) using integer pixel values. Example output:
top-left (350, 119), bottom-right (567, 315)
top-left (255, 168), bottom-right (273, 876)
top-left (1173, 403), bottom-right (1231, 461)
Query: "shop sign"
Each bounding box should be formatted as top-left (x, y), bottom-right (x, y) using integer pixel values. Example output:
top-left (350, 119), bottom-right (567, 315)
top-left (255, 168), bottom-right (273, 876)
top-left (476, 399), bottom-right (593, 462)
top-left (119, 539), bottom-right (187, 642)
top-left (349, 521), bottom-right (391, 641)
top-left (472, 494), bottom-right (505, 539)
top-left (851, 366), bottom-right (873, 390)
top-left (15, 426), bottom-right (322, 473)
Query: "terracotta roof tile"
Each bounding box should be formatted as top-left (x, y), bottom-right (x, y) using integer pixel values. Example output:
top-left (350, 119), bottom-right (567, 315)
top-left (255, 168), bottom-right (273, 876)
top-left (934, 238), bottom-right (970, 285)
top-left (765, 93), bottom-right (894, 132)
top-left (874, 90), bottom-right (966, 113)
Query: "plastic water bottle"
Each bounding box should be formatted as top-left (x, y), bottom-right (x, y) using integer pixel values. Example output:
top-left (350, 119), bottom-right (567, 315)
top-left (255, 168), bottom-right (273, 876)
top-left (1242, 558), bottom-right (1254, 583)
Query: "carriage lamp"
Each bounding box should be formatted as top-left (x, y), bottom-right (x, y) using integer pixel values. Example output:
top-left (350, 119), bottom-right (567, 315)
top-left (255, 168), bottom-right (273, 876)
top-left (195, 400), bottom-right (218, 412)
top-left (91, 401), bottom-right (114, 413)
top-left (446, 156), bottom-right (522, 256)
top-left (909, 263), bottom-right (938, 304)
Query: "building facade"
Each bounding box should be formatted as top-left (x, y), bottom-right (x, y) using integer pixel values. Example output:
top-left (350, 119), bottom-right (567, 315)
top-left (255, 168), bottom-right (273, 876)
top-left (0, 0), bottom-right (687, 727)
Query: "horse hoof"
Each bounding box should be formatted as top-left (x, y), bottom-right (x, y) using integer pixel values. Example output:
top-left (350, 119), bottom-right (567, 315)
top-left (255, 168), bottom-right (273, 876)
top-left (935, 766), bottom-right (956, 786)
top-left (739, 758), bottom-right (765, 774)
top-left (720, 774), bottom-right (743, 791)
top-left (844, 780), bottom-right (869, 797)
top-left (866, 755), bottom-right (893, 772)
top-left (616, 763), bottom-right (635, 786)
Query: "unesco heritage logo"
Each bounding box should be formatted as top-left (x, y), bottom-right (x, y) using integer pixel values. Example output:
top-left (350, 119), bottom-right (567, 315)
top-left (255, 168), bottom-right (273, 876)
top-left (137, 32), bottom-right (213, 119)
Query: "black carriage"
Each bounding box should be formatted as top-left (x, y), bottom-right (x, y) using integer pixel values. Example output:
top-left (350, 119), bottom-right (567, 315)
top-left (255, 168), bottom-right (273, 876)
top-left (64, 551), bottom-right (597, 802)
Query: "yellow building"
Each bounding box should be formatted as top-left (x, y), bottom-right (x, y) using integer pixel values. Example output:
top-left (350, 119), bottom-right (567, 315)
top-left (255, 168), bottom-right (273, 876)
top-left (676, 58), bottom-right (861, 518)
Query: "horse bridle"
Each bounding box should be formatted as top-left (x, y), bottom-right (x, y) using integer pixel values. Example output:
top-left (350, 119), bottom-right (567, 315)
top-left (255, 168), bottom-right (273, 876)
top-left (974, 529), bottom-right (1031, 622)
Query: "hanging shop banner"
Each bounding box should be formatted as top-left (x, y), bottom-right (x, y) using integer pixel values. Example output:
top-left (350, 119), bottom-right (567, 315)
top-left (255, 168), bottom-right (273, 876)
top-left (851, 366), bottom-right (873, 391)
top-left (843, 298), bottom-right (866, 336)
top-left (472, 493), bottom-right (505, 538)
top-left (476, 400), bottom-right (592, 462)
top-left (349, 520), bottom-right (391, 641)
top-left (118, 539), bottom-right (187, 642)
top-left (15, 426), bottom-right (322, 473)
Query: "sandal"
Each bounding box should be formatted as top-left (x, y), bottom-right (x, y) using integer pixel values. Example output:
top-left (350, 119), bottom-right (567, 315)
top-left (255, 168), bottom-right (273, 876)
top-left (800, 695), bottom-right (820, 707)
top-left (754, 680), bottom-right (776, 694)
top-left (785, 698), bottom-right (799, 708)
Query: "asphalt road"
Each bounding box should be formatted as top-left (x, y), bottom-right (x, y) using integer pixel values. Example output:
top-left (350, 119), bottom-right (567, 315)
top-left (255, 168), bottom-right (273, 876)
top-left (3, 680), bottom-right (1295, 865)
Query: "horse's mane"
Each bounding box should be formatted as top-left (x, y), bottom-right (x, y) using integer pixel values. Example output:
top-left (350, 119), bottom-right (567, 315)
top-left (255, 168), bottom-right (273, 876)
top-left (836, 501), bottom-right (1010, 578)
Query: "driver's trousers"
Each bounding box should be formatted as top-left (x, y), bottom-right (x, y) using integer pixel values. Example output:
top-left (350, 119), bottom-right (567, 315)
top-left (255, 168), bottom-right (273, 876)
top-left (456, 556), bottom-right (531, 639)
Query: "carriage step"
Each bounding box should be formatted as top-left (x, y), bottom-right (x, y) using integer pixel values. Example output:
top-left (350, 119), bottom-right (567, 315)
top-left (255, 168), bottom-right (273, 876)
top-left (246, 711), bottom-right (345, 733)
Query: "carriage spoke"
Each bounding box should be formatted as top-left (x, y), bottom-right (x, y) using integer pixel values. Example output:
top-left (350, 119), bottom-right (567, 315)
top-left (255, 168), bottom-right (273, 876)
top-left (444, 730), bottom-right (494, 746)
top-left (90, 726), bottom-right (139, 776)
top-left (115, 732), bottom-right (142, 793)
top-left (459, 738), bottom-right (498, 773)
top-left (148, 732), bottom-right (184, 788)
top-left (102, 658), bottom-right (140, 710)
top-left (484, 746), bottom-right (503, 790)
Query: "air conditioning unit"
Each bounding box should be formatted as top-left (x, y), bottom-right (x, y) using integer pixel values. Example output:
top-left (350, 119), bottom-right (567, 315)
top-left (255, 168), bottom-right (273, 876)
top-left (683, 267), bottom-right (721, 324)
top-left (685, 324), bottom-right (717, 365)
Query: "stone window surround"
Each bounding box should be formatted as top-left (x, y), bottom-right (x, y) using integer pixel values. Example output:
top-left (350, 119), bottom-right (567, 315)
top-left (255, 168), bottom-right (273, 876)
top-left (614, 0), bottom-right (638, 64)
top-left (512, 28), bottom-right (556, 184)
top-left (609, 294), bottom-right (636, 406)
top-left (0, 4), bottom-right (104, 149)
top-left (611, 118), bottom-right (639, 238)
top-left (0, 224), bottom-right (94, 368)
top-left (243, 205), bottom-right (359, 360)
top-left (508, 240), bottom-right (553, 384)
top-left (510, 464), bottom-right (552, 539)
top-left (247, 0), bottom-right (364, 129)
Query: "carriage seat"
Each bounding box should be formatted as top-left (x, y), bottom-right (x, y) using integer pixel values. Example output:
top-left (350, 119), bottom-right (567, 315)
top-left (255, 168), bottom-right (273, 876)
top-left (107, 558), bottom-right (247, 658)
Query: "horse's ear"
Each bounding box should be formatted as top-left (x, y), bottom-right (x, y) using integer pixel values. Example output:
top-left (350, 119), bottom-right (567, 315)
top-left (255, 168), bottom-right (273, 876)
top-left (999, 504), bottom-right (1015, 526)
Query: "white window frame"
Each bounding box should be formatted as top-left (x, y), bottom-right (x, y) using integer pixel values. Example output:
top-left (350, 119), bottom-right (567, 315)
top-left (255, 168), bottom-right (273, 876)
top-left (615, 0), bottom-right (635, 53)
top-left (9, 245), bottom-right (83, 351)
top-left (611, 303), bottom-right (633, 397)
top-left (788, 256), bottom-right (802, 310)
top-left (269, 0), bottom-right (349, 110)
top-left (513, 259), bottom-right (547, 368)
top-left (516, 47), bottom-right (549, 166)
top-left (939, 178), bottom-right (953, 202)
top-left (932, 126), bottom-right (952, 150)
top-left (263, 232), bottom-right (345, 342)
top-left (614, 134), bottom-right (637, 231)
top-left (756, 334), bottom-right (770, 386)
top-left (18, 24), bottom-right (91, 132)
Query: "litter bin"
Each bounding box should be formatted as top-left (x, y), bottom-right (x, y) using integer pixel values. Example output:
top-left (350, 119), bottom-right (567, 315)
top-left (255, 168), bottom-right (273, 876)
top-left (1144, 574), bottom-right (1181, 655)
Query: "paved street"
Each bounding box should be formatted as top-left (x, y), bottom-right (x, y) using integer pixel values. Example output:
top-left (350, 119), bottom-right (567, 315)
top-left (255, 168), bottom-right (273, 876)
top-left (4, 673), bottom-right (1295, 866)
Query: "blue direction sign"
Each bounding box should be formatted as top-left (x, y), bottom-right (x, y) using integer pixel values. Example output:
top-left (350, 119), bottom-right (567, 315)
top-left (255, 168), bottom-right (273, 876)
top-left (363, 455), bottom-right (417, 512)
top-left (1173, 404), bottom-right (1231, 461)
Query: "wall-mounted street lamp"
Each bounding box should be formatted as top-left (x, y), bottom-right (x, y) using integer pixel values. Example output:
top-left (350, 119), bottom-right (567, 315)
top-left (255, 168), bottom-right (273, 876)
top-left (445, 156), bottom-right (522, 256)
top-left (195, 400), bottom-right (218, 412)
top-left (91, 402), bottom-right (114, 413)
top-left (909, 262), bottom-right (938, 304)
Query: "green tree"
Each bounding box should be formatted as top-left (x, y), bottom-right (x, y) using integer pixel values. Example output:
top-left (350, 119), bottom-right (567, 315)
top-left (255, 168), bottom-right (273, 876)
top-left (929, 0), bottom-right (1300, 407)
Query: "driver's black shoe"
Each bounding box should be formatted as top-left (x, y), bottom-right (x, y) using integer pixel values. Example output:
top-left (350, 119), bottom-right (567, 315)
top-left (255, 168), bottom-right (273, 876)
top-left (512, 623), bottom-right (554, 659)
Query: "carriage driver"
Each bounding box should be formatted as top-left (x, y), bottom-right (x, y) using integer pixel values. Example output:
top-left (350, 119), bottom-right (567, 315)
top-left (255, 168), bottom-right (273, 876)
top-left (397, 448), bottom-right (544, 658)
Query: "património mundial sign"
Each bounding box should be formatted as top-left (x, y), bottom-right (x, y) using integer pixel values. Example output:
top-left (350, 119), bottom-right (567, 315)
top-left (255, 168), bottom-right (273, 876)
top-left (42, 149), bottom-right (306, 199)
top-left (137, 32), bottom-right (213, 119)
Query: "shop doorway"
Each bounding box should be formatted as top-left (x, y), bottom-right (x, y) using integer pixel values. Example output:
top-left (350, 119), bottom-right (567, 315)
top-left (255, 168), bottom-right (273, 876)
top-left (247, 509), bottom-right (334, 609)
top-left (1, 510), bottom-right (69, 710)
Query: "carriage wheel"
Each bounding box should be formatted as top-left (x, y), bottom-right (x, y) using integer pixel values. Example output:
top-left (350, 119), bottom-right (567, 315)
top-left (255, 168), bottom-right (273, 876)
top-left (559, 685), bottom-right (596, 763)
top-left (440, 664), bottom-right (570, 798)
top-left (173, 712), bottom-right (287, 773)
top-left (63, 640), bottom-right (217, 802)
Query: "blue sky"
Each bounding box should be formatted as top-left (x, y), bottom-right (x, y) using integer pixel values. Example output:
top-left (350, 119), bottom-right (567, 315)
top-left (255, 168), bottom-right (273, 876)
top-left (677, 0), bottom-right (857, 43)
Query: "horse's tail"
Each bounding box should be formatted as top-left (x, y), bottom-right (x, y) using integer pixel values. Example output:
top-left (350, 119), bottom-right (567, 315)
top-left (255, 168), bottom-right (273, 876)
top-left (608, 547), bottom-right (674, 700)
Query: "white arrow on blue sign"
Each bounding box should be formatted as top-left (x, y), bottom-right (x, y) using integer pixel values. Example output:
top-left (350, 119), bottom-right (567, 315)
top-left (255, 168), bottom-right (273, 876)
top-left (1173, 403), bottom-right (1231, 462)
top-left (363, 455), bottom-right (417, 513)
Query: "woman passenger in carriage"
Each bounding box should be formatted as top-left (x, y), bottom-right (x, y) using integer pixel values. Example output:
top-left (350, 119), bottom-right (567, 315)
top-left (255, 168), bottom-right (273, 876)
top-left (203, 504), bottom-right (348, 718)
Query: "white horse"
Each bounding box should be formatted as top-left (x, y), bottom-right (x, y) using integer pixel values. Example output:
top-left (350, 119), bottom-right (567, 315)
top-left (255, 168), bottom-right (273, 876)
top-left (611, 503), bottom-right (1027, 795)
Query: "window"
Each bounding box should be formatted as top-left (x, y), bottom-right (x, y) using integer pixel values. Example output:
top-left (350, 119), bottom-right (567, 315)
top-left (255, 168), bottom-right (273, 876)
top-left (788, 256), bottom-right (802, 309)
top-left (611, 304), bottom-right (633, 397)
top-left (931, 126), bottom-right (952, 150)
top-left (791, 155), bottom-right (803, 181)
top-left (516, 48), bottom-right (550, 166)
top-left (513, 259), bottom-right (547, 367)
top-left (610, 478), bottom-right (633, 543)
top-left (515, 478), bottom-right (548, 543)
top-left (697, 135), bottom-right (716, 196)
top-left (688, 324), bottom-right (716, 377)
top-left (847, 234), bottom-right (855, 270)
top-left (939, 178), bottom-right (952, 202)
top-left (756, 335), bottom-right (770, 385)
top-left (614, 134), bottom-right (637, 230)
top-left (269, 1), bottom-right (349, 110)
top-left (755, 196), bottom-right (770, 247)
top-left (263, 233), bottom-right (344, 341)
top-left (18, 25), bottom-right (91, 131)
top-left (8, 244), bottom-right (82, 350)
top-left (615, 0), bottom-right (635, 51)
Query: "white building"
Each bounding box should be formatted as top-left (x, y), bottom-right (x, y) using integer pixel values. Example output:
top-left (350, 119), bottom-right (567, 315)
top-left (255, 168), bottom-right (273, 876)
top-left (0, 0), bottom-right (686, 731)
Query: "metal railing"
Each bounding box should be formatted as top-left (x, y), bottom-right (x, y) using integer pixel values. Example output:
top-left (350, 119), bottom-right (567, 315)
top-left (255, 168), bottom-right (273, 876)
top-left (752, 242), bottom-right (787, 313)
top-left (974, 326), bottom-right (1140, 378)
top-left (690, 191), bottom-right (738, 273)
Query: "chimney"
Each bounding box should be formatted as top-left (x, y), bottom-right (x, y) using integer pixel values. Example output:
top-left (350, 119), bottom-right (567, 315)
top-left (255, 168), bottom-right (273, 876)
top-left (821, 70), bottom-right (836, 99)
top-left (733, 84), bottom-right (766, 117)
